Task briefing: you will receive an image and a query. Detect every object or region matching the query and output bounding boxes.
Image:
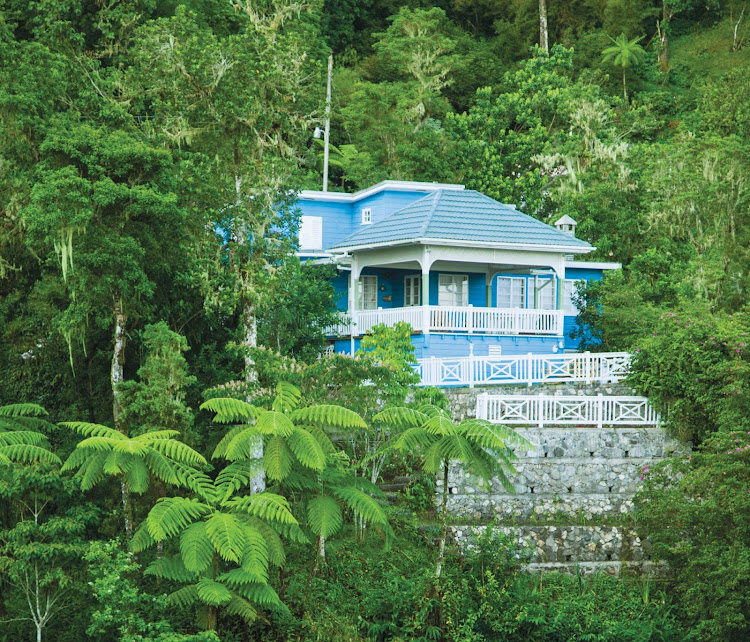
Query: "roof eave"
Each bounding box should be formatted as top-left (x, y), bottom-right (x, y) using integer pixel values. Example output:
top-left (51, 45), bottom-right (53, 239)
top-left (330, 237), bottom-right (594, 254)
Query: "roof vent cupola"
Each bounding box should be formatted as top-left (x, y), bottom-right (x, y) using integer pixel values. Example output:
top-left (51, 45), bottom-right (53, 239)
top-left (554, 215), bottom-right (577, 237)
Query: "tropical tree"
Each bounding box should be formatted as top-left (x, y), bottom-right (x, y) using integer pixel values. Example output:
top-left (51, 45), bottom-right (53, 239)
top-left (0, 403), bottom-right (61, 466)
top-left (132, 467), bottom-right (305, 633)
top-left (60, 423), bottom-right (207, 535)
top-left (374, 405), bottom-right (531, 580)
top-left (601, 33), bottom-right (646, 102)
top-left (203, 383), bottom-right (391, 564)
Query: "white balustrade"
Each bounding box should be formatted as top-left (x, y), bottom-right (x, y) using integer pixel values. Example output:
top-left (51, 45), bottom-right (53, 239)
top-left (477, 393), bottom-right (659, 428)
top-left (414, 352), bottom-right (631, 387)
top-left (325, 305), bottom-right (564, 337)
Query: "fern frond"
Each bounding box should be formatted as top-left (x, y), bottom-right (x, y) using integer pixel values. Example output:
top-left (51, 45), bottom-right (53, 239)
top-left (60, 422), bottom-right (124, 439)
top-left (374, 407), bottom-right (429, 429)
top-left (389, 426), bottom-right (433, 453)
top-left (78, 452), bottom-right (108, 490)
top-left (0, 431), bottom-right (48, 446)
top-left (173, 462), bottom-right (217, 501)
top-left (147, 497), bottom-right (211, 541)
top-left (123, 457), bottom-right (150, 494)
top-left (205, 512), bottom-right (245, 563)
top-left (131, 521), bottom-right (155, 552)
top-left (211, 424), bottom-right (245, 460)
top-left (195, 578), bottom-right (234, 607)
top-left (217, 567), bottom-right (267, 587)
top-left (166, 585), bottom-right (200, 609)
top-left (215, 460), bottom-right (263, 501)
top-left (255, 411), bottom-right (295, 437)
top-left (460, 419), bottom-right (533, 450)
top-left (0, 444), bottom-right (61, 465)
top-left (238, 524), bottom-right (269, 578)
top-left (229, 493), bottom-right (298, 526)
top-left (148, 438), bottom-right (207, 466)
top-left (180, 522), bottom-right (214, 574)
top-left (111, 438), bottom-right (151, 456)
top-left (222, 427), bottom-right (263, 461)
top-left (303, 425), bottom-right (336, 454)
top-left (145, 556), bottom-right (198, 582)
top-left (248, 518), bottom-right (286, 567)
top-left (286, 428), bottom-right (326, 473)
top-left (423, 414), bottom-right (458, 436)
top-left (332, 487), bottom-right (388, 527)
top-left (222, 595), bottom-right (259, 623)
top-left (74, 436), bottom-right (122, 452)
top-left (136, 430), bottom-right (181, 441)
top-left (236, 582), bottom-right (287, 612)
top-left (307, 495), bottom-right (343, 539)
top-left (289, 405), bottom-right (366, 430)
top-left (1, 416), bottom-right (56, 432)
top-left (0, 403), bottom-right (48, 417)
top-left (200, 398), bottom-right (260, 424)
top-left (263, 434), bottom-right (292, 482)
top-left (272, 382), bottom-right (301, 412)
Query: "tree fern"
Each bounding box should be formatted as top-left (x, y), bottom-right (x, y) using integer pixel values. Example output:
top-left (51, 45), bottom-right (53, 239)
top-left (376, 403), bottom-right (528, 580)
top-left (307, 495), bottom-right (343, 539)
top-left (181, 522), bottom-right (215, 574)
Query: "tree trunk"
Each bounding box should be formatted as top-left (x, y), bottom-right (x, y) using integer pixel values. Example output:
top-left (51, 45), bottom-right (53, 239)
top-left (111, 297), bottom-right (133, 536)
top-left (732, 3), bottom-right (746, 51)
top-left (622, 68), bottom-right (628, 103)
top-left (435, 461), bottom-right (450, 580)
top-left (657, 6), bottom-right (671, 72)
top-left (539, 0), bottom-right (549, 53)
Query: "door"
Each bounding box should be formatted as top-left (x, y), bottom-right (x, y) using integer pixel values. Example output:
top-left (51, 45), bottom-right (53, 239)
top-left (438, 274), bottom-right (468, 307)
top-left (358, 275), bottom-right (377, 310)
top-left (404, 275), bottom-right (421, 307)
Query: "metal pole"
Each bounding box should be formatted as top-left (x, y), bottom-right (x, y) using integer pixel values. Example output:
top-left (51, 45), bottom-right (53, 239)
top-left (322, 53), bottom-right (333, 192)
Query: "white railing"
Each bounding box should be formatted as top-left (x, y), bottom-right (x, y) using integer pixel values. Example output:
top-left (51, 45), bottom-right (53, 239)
top-left (414, 352), bottom-right (631, 388)
top-left (325, 306), bottom-right (564, 337)
top-left (476, 393), bottom-right (659, 428)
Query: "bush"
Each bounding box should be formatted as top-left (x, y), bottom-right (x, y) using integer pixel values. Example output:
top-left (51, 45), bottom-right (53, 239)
top-left (635, 431), bottom-right (750, 641)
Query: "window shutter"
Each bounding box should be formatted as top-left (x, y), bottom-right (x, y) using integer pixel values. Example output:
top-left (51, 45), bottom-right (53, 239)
top-left (299, 216), bottom-right (323, 250)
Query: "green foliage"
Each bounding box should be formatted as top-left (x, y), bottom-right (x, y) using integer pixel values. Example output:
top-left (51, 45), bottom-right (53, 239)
top-left (0, 402), bottom-right (61, 465)
top-left (358, 321), bottom-right (420, 396)
top-left (628, 305), bottom-right (750, 442)
top-left (636, 431), bottom-right (750, 641)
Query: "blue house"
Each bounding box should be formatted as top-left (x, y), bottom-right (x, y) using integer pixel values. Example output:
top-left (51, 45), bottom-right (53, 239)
top-left (296, 181), bottom-right (619, 361)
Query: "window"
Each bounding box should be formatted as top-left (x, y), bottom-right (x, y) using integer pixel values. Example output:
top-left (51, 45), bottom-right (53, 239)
top-left (404, 275), bottom-right (421, 306)
top-left (358, 275), bottom-right (377, 310)
top-left (497, 277), bottom-right (526, 309)
top-left (299, 216), bottom-right (322, 250)
top-left (438, 274), bottom-right (468, 307)
top-left (564, 279), bottom-right (582, 315)
top-left (361, 208), bottom-right (372, 224)
top-left (535, 278), bottom-right (557, 310)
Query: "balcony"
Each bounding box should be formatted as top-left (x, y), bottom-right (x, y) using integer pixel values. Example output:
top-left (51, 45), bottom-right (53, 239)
top-left (326, 305), bottom-right (564, 338)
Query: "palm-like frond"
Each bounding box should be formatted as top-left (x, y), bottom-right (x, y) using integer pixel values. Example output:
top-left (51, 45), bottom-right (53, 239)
top-left (307, 495), bottom-right (343, 538)
top-left (263, 434), bottom-right (293, 481)
top-left (196, 578), bottom-right (234, 607)
top-left (215, 460), bottom-right (264, 500)
top-left (0, 444), bottom-right (62, 465)
top-left (60, 421), bottom-right (125, 439)
top-left (146, 497), bottom-right (211, 541)
top-left (180, 522), bottom-right (214, 574)
top-left (460, 419), bottom-right (532, 450)
top-left (271, 381), bottom-right (301, 412)
top-left (147, 437), bottom-right (207, 466)
top-left (286, 428), bottom-right (326, 472)
top-left (374, 406), bottom-right (429, 428)
top-left (255, 410), bottom-right (295, 437)
top-left (199, 398), bottom-right (261, 424)
top-left (423, 414), bottom-right (458, 436)
top-left (222, 595), bottom-right (259, 623)
top-left (289, 405), bottom-right (366, 429)
top-left (166, 585), bottom-right (200, 609)
top-left (230, 493), bottom-right (298, 526)
top-left (145, 556), bottom-right (198, 582)
top-left (205, 512), bottom-right (246, 563)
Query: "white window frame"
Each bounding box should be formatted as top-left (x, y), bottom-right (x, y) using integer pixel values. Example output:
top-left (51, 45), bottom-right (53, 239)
top-left (497, 276), bottom-right (526, 309)
top-left (358, 275), bottom-right (377, 310)
top-left (404, 275), bottom-right (421, 307)
top-left (438, 274), bottom-right (468, 307)
top-left (535, 277), bottom-right (557, 310)
top-left (361, 208), bottom-right (372, 225)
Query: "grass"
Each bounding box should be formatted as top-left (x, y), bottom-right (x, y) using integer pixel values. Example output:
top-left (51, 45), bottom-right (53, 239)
top-left (670, 17), bottom-right (750, 81)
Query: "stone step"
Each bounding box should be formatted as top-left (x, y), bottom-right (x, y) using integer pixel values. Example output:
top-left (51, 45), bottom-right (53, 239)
top-left (379, 482), bottom-right (410, 492)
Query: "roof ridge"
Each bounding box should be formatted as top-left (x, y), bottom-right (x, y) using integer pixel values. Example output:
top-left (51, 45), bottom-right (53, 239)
top-left (420, 190), bottom-right (442, 237)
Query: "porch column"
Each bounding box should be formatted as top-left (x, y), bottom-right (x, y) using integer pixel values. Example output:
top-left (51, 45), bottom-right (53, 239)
top-left (553, 260), bottom-right (565, 337)
top-left (420, 248), bottom-right (432, 336)
top-left (350, 256), bottom-right (361, 341)
top-left (485, 270), bottom-right (493, 307)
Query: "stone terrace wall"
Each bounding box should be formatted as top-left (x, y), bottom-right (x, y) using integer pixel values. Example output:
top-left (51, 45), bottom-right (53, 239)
top-left (441, 383), bottom-right (690, 575)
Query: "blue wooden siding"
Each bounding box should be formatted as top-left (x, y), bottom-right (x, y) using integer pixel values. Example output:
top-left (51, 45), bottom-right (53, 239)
top-left (562, 265), bottom-right (605, 350)
top-left (333, 334), bottom-right (561, 359)
top-left (297, 199), bottom-right (353, 250)
top-left (331, 271), bottom-right (349, 310)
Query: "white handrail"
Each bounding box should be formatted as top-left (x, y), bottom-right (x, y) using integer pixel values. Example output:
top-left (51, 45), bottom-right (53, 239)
top-left (477, 393), bottom-right (658, 428)
top-left (414, 352), bottom-right (631, 388)
top-left (325, 305), bottom-right (564, 337)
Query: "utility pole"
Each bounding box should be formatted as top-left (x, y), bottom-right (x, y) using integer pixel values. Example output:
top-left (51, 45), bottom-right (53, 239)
top-left (322, 52), bottom-right (333, 192)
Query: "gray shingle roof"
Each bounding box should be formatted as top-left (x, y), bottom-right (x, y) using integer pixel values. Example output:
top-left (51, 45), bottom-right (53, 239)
top-left (330, 189), bottom-right (592, 251)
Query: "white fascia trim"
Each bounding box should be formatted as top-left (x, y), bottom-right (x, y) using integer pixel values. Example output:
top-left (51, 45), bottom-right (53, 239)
top-left (330, 237), bottom-right (594, 254)
top-left (299, 180), bottom-right (465, 203)
top-left (564, 260), bottom-right (622, 270)
top-left (297, 252), bottom-right (332, 258)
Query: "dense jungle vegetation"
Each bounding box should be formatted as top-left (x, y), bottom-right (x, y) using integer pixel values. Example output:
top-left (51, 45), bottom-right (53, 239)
top-left (1, 0), bottom-right (750, 640)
